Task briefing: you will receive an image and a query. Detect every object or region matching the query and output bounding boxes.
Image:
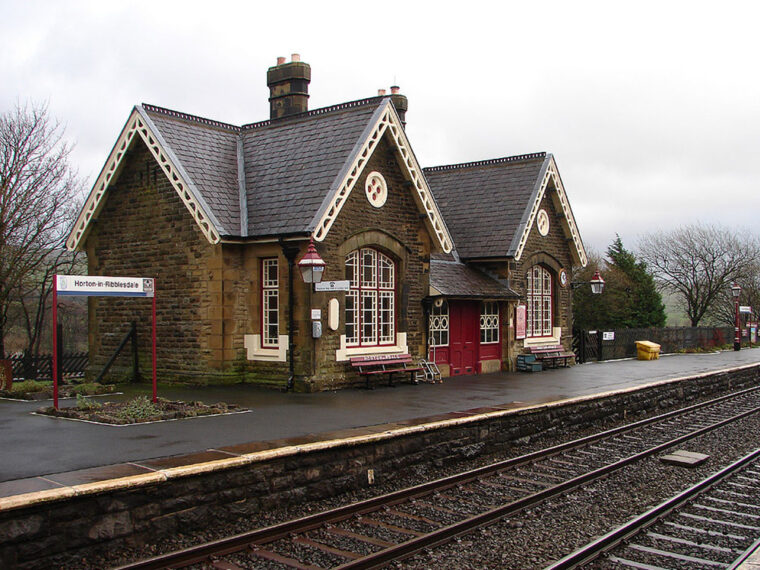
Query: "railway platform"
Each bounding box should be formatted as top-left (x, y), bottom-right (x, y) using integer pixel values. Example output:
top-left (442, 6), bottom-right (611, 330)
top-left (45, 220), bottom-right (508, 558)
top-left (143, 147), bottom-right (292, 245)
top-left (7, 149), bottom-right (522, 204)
top-left (2, 348), bottom-right (760, 503)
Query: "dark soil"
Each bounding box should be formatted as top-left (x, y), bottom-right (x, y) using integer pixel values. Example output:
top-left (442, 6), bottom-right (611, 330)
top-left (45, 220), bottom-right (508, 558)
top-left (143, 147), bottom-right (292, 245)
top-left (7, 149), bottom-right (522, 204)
top-left (36, 397), bottom-right (244, 424)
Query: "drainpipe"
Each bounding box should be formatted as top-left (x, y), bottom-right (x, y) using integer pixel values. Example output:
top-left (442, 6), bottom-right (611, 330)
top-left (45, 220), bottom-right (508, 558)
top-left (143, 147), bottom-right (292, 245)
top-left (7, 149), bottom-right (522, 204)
top-left (280, 241), bottom-right (301, 392)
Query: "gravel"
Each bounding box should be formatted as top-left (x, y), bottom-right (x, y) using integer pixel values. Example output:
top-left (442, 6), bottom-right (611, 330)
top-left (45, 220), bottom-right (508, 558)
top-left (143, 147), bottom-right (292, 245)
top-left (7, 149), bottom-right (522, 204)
top-left (72, 387), bottom-right (760, 570)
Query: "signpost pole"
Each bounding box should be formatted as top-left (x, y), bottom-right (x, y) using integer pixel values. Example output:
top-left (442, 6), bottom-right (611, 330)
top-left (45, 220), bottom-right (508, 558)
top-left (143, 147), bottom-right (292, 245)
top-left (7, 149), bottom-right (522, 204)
top-left (52, 275), bottom-right (59, 410)
top-left (152, 282), bottom-right (157, 403)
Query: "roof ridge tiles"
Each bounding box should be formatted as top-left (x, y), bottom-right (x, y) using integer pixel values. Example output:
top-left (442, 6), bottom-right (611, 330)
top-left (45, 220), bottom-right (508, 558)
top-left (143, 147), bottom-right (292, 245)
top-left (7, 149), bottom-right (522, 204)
top-left (423, 152), bottom-right (547, 173)
top-left (141, 103), bottom-right (241, 132)
top-left (242, 95), bottom-right (386, 130)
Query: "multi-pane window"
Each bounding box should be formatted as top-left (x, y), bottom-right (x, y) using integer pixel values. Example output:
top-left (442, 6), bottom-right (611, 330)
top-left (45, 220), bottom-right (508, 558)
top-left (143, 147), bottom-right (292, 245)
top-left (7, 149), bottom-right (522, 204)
top-left (429, 300), bottom-right (449, 347)
top-left (526, 265), bottom-right (553, 337)
top-left (261, 258), bottom-right (279, 347)
top-left (346, 248), bottom-right (395, 347)
top-left (480, 301), bottom-right (499, 344)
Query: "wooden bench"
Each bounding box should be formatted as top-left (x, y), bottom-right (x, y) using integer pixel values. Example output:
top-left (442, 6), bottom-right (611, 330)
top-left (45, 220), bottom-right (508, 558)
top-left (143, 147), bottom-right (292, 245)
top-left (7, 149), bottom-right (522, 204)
top-left (350, 354), bottom-right (425, 389)
top-left (528, 345), bottom-right (575, 368)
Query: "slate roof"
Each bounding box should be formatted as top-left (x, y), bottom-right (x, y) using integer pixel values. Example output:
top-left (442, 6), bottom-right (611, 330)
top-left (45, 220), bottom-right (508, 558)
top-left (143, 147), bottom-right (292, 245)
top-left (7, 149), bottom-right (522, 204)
top-left (424, 153), bottom-right (550, 260)
top-left (141, 98), bottom-right (388, 239)
top-left (242, 101), bottom-right (383, 237)
top-left (429, 254), bottom-right (518, 299)
top-left (144, 107), bottom-right (240, 235)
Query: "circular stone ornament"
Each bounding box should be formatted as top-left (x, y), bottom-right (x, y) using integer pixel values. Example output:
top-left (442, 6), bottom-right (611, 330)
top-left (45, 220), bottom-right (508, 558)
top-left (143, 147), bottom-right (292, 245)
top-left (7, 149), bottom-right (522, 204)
top-left (536, 209), bottom-right (550, 236)
top-left (365, 171), bottom-right (388, 208)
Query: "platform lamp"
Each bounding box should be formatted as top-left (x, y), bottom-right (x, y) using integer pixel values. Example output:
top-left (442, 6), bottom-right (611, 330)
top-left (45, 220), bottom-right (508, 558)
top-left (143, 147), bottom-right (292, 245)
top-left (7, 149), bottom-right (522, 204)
top-left (731, 282), bottom-right (742, 351)
top-left (572, 269), bottom-right (605, 294)
top-left (297, 237), bottom-right (326, 284)
top-left (589, 270), bottom-right (605, 295)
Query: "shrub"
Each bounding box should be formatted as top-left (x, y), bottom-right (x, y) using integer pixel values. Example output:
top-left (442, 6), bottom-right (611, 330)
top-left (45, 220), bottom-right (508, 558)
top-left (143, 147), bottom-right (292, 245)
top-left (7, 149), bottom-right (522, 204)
top-left (76, 393), bottom-right (102, 411)
top-left (9, 380), bottom-right (51, 395)
top-left (115, 395), bottom-right (161, 421)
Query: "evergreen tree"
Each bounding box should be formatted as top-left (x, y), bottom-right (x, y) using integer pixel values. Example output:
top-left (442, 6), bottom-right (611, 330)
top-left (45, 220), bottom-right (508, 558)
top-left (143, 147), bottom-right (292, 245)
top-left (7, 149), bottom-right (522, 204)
top-left (572, 237), bottom-right (666, 331)
top-left (606, 236), bottom-right (666, 328)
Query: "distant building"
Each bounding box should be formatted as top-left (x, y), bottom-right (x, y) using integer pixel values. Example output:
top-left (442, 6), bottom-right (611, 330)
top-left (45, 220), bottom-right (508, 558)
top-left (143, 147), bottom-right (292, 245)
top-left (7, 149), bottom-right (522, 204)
top-left (67, 55), bottom-right (587, 390)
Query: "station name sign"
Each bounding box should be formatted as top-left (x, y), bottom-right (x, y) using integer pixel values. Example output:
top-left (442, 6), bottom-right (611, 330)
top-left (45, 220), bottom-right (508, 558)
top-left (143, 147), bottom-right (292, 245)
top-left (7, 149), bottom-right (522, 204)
top-left (56, 275), bottom-right (155, 297)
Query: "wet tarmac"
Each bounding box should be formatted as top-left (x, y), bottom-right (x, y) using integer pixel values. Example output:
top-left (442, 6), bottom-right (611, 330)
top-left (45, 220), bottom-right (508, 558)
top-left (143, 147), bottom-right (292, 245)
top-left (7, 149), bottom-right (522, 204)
top-left (1, 348), bottom-right (759, 498)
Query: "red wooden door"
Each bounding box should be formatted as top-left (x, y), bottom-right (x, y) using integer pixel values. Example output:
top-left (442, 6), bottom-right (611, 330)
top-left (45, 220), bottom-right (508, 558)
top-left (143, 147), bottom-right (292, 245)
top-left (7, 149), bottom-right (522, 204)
top-left (449, 301), bottom-right (479, 376)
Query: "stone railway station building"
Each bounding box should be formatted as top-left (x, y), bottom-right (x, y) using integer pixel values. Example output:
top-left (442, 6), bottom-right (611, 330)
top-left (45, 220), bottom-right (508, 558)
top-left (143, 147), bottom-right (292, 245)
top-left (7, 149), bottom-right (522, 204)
top-left (67, 55), bottom-right (588, 391)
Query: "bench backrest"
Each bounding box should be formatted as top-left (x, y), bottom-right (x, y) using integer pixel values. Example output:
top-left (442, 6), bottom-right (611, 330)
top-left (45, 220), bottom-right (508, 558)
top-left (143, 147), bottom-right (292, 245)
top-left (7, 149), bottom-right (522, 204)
top-left (351, 354), bottom-right (413, 367)
top-left (529, 345), bottom-right (564, 354)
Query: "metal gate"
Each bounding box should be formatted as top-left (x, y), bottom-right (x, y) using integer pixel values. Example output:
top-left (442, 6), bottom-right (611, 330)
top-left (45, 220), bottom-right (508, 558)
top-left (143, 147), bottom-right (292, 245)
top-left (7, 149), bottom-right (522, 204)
top-left (572, 329), bottom-right (601, 363)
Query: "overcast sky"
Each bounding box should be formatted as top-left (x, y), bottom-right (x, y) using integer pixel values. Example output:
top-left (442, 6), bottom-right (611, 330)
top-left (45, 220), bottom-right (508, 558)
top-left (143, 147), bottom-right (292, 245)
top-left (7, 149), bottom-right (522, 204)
top-left (2, 0), bottom-right (758, 256)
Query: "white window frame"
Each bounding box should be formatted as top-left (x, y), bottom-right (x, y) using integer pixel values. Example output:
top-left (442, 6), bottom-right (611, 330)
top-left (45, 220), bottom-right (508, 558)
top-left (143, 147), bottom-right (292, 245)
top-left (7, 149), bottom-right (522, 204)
top-left (261, 258), bottom-right (279, 348)
top-left (429, 300), bottom-right (449, 347)
top-left (346, 248), bottom-right (395, 347)
top-left (480, 301), bottom-right (499, 344)
top-left (526, 265), bottom-right (553, 337)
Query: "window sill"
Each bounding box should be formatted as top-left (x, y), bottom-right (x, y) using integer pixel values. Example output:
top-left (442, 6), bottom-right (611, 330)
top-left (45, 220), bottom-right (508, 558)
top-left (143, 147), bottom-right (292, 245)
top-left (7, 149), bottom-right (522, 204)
top-left (336, 332), bottom-right (408, 362)
top-left (244, 334), bottom-right (288, 362)
top-left (523, 328), bottom-right (562, 347)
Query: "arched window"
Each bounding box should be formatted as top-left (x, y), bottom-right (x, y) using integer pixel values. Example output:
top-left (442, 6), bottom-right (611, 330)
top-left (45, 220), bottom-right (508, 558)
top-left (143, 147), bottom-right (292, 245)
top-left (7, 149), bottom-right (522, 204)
top-left (345, 248), bottom-right (395, 347)
top-left (526, 265), bottom-right (553, 337)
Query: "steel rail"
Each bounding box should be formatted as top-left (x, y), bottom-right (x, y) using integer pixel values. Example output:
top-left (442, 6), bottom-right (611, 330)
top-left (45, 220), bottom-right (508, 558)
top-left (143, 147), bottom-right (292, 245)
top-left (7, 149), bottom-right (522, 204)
top-left (113, 386), bottom-right (760, 570)
top-left (544, 448), bottom-right (760, 570)
top-left (333, 404), bottom-right (760, 569)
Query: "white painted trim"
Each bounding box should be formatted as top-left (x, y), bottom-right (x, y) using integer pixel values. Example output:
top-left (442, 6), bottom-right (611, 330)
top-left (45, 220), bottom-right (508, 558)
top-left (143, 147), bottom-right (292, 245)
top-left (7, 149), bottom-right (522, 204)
top-left (312, 102), bottom-right (452, 253)
top-left (244, 334), bottom-right (288, 362)
top-left (523, 327), bottom-right (562, 347)
top-left (514, 157), bottom-right (587, 267)
top-left (335, 332), bottom-right (408, 362)
top-left (67, 108), bottom-right (221, 251)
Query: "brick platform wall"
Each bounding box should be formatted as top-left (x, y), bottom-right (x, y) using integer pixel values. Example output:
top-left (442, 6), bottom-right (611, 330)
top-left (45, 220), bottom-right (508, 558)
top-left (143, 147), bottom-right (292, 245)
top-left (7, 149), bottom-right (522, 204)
top-left (2, 365), bottom-right (758, 568)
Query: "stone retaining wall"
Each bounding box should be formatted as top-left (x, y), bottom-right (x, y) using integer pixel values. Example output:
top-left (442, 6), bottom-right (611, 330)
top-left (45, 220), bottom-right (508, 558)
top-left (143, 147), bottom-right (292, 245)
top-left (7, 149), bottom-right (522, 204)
top-left (2, 364), bottom-right (758, 568)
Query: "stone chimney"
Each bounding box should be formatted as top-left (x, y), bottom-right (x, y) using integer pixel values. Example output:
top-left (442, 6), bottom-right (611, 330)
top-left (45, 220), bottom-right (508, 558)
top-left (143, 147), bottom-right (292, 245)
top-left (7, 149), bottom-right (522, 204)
top-left (267, 54), bottom-right (311, 119)
top-left (389, 85), bottom-right (408, 128)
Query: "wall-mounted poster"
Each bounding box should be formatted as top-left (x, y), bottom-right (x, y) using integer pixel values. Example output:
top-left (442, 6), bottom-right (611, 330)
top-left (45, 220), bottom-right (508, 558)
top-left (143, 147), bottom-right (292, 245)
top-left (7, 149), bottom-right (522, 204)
top-left (516, 305), bottom-right (526, 340)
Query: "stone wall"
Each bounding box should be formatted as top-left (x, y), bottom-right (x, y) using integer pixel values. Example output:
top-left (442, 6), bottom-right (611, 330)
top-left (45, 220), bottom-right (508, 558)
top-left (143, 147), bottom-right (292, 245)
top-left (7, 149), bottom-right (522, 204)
top-left (2, 365), bottom-right (757, 569)
top-left (281, 134), bottom-right (433, 391)
top-left (509, 188), bottom-right (575, 357)
top-left (86, 143), bottom-right (220, 383)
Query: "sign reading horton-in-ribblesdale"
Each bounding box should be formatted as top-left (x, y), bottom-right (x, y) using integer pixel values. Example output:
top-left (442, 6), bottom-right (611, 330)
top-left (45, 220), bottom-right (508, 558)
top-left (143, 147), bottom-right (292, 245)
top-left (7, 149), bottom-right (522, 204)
top-left (56, 275), bottom-right (154, 297)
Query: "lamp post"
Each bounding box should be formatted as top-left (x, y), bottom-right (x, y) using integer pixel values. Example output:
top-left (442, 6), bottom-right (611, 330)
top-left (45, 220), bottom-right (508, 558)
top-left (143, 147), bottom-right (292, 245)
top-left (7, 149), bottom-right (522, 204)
top-left (284, 237), bottom-right (326, 392)
top-left (731, 282), bottom-right (742, 351)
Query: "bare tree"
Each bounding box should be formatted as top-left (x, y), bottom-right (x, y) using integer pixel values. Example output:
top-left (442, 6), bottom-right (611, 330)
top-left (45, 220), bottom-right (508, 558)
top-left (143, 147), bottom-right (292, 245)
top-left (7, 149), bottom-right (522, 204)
top-left (12, 247), bottom-right (84, 357)
top-left (638, 224), bottom-right (758, 326)
top-left (0, 102), bottom-right (83, 357)
top-left (705, 257), bottom-right (760, 327)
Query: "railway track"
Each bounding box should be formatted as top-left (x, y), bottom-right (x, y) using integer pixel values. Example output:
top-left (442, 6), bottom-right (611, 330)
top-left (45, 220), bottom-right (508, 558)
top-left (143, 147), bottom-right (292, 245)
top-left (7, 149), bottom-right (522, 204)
top-left (546, 447), bottom-right (760, 569)
top-left (115, 386), bottom-right (760, 570)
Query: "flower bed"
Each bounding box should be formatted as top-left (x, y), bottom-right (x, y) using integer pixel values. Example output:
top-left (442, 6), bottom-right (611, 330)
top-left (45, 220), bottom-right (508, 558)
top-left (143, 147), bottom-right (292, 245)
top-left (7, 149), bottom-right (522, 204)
top-left (37, 395), bottom-right (243, 424)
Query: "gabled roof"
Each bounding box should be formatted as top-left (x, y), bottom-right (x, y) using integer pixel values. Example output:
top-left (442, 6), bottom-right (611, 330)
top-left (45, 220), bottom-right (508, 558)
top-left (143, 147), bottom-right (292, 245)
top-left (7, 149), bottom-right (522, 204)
top-left (429, 254), bottom-right (518, 299)
top-left (424, 153), bottom-right (587, 266)
top-left (67, 98), bottom-right (453, 253)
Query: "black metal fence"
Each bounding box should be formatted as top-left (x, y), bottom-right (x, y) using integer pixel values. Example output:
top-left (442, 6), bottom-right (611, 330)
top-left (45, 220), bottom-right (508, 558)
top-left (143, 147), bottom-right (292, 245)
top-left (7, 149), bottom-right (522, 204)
top-left (574, 327), bottom-right (734, 363)
top-left (8, 352), bottom-right (89, 382)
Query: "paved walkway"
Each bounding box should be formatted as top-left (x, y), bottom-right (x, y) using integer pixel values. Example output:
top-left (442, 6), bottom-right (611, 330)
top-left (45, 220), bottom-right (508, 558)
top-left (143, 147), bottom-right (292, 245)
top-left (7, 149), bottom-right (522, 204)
top-left (2, 349), bottom-right (760, 498)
